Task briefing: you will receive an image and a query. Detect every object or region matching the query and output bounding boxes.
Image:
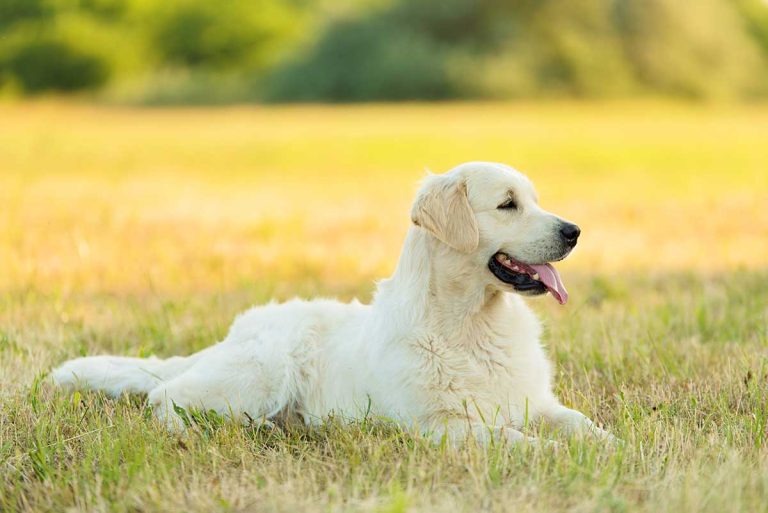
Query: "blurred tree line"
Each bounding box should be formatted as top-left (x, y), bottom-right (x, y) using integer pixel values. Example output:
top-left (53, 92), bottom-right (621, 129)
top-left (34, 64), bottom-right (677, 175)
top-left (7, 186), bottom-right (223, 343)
top-left (1, 0), bottom-right (768, 102)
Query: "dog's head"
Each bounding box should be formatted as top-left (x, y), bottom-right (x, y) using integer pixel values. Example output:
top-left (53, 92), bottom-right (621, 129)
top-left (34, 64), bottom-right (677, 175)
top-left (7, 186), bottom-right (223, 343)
top-left (410, 162), bottom-right (579, 304)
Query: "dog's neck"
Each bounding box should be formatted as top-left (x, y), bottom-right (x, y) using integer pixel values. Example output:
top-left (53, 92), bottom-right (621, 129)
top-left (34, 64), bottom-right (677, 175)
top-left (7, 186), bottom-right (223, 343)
top-left (373, 226), bottom-right (504, 338)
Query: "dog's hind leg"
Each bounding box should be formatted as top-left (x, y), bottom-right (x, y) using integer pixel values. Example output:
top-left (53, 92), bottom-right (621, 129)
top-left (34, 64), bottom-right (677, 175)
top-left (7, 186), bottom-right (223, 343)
top-left (146, 339), bottom-right (300, 432)
top-left (51, 347), bottom-right (213, 397)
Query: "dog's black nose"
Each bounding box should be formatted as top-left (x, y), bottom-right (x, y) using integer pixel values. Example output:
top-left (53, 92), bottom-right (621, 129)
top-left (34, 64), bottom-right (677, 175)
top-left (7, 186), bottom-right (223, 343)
top-left (560, 223), bottom-right (581, 246)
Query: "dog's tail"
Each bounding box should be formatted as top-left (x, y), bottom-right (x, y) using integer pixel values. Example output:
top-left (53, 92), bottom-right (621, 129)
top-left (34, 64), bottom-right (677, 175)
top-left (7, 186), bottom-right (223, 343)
top-left (50, 351), bottom-right (206, 397)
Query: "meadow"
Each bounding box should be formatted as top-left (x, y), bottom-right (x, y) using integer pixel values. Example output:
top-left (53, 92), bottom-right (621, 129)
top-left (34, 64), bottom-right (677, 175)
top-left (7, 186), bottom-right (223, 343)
top-left (1, 101), bottom-right (767, 512)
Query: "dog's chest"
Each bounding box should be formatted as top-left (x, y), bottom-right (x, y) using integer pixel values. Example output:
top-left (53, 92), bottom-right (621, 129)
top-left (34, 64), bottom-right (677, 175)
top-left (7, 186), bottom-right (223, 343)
top-left (409, 332), bottom-right (523, 413)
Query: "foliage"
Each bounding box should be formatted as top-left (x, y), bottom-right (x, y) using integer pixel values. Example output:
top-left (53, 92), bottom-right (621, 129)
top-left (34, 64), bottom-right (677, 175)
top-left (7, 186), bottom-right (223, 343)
top-left (1, 0), bottom-right (768, 100)
top-left (264, 18), bottom-right (456, 101)
top-left (737, 0), bottom-right (768, 56)
top-left (268, 0), bottom-right (768, 101)
top-left (136, 0), bottom-right (300, 70)
top-left (0, 31), bottom-right (108, 93)
top-left (0, 0), bottom-right (304, 98)
top-left (617, 0), bottom-right (765, 99)
top-left (0, 0), bottom-right (53, 31)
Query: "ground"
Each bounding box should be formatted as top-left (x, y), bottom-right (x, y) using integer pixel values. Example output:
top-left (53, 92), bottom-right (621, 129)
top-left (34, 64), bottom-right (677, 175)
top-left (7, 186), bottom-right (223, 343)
top-left (1, 101), bottom-right (766, 512)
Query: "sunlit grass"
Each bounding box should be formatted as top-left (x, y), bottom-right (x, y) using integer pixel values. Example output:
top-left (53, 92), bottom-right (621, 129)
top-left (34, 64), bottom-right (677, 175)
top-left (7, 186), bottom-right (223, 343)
top-left (1, 101), bottom-right (766, 294)
top-left (1, 101), bottom-right (767, 512)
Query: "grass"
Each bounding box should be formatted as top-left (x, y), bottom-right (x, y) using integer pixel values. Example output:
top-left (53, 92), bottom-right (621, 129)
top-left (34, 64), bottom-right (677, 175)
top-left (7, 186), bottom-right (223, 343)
top-left (1, 100), bottom-right (767, 512)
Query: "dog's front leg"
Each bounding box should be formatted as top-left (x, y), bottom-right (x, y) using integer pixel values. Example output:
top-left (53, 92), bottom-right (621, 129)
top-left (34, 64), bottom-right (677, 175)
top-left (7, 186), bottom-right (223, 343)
top-left (427, 419), bottom-right (537, 447)
top-left (542, 405), bottom-right (617, 442)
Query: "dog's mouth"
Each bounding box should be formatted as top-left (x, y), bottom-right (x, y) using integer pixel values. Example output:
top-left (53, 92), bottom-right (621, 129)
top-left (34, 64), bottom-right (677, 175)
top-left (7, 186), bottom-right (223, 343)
top-left (488, 253), bottom-right (569, 305)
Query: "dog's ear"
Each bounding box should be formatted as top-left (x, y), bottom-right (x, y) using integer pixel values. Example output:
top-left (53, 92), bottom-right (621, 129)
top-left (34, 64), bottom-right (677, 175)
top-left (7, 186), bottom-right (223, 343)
top-left (411, 175), bottom-right (479, 253)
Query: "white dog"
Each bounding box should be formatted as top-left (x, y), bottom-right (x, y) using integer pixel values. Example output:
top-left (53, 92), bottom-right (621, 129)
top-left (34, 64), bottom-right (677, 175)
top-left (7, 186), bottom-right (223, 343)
top-left (52, 162), bottom-right (612, 444)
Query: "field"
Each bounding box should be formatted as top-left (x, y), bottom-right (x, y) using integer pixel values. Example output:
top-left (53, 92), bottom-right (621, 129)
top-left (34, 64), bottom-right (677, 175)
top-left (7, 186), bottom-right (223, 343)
top-left (1, 101), bottom-right (767, 512)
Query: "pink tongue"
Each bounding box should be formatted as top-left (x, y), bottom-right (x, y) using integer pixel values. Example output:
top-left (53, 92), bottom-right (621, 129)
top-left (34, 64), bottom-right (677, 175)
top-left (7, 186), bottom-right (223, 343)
top-left (529, 263), bottom-right (568, 305)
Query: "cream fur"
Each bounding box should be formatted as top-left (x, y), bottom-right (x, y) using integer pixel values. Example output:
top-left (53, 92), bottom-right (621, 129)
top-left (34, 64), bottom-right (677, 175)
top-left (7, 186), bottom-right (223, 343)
top-left (51, 162), bottom-right (613, 445)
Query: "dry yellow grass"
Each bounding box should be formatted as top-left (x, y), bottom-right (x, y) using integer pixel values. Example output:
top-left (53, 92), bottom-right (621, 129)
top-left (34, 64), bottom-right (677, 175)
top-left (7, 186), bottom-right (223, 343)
top-left (2, 101), bottom-right (766, 295)
top-left (1, 101), bottom-right (767, 513)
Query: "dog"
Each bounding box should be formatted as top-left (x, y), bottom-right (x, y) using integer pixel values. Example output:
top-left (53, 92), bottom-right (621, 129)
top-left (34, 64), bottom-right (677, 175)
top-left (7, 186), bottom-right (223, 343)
top-left (52, 162), bottom-right (613, 444)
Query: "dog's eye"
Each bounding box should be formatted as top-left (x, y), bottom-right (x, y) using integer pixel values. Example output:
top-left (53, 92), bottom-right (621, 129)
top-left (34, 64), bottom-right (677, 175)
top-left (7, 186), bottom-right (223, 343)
top-left (498, 199), bottom-right (517, 210)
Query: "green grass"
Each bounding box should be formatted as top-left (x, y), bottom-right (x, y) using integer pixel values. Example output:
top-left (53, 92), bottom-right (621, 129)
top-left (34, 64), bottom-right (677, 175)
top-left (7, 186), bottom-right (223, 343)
top-left (2, 273), bottom-right (767, 512)
top-left (1, 101), bottom-right (767, 512)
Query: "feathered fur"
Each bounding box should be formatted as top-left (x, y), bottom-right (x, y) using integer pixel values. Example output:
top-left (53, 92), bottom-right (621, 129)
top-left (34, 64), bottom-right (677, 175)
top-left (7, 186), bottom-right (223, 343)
top-left (52, 162), bottom-right (614, 444)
